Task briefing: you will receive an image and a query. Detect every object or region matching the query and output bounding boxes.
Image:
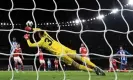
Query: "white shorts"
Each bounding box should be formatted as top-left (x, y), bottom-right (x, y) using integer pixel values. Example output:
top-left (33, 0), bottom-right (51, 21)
top-left (14, 56), bottom-right (22, 63)
top-left (39, 60), bottom-right (45, 64)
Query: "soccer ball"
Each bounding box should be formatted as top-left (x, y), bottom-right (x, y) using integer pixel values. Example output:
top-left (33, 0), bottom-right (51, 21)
top-left (26, 20), bottom-right (33, 27)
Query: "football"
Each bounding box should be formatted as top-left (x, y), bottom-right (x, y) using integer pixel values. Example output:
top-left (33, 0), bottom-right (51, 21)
top-left (26, 20), bottom-right (33, 27)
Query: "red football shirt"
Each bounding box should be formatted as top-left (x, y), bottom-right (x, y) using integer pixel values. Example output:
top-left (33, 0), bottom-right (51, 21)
top-left (112, 59), bottom-right (117, 66)
top-left (80, 47), bottom-right (87, 57)
top-left (39, 51), bottom-right (44, 60)
top-left (14, 48), bottom-right (21, 57)
top-left (54, 60), bottom-right (58, 65)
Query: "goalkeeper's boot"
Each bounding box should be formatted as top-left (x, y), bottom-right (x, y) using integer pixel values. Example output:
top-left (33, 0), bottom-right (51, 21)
top-left (98, 69), bottom-right (106, 76)
top-left (94, 67), bottom-right (100, 75)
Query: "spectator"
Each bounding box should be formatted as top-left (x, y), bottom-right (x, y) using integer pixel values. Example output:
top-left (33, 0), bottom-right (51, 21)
top-left (47, 58), bottom-right (51, 70)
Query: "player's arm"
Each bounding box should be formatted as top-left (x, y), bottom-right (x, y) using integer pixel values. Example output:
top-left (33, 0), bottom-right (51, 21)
top-left (24, 34), bottom-right (43, 47)
top-left (27, 39), bottom-right (42, 47)
top-left (115, 60), bottom-right (121, 64)
top-left (116, 50), bottom-right (120, 54)
top-left (113, 51), bottom-right (120, 57)
top-left (115, 60), bottom-right (125, 65)
top-left (124, 50), bottom-right (131, 55)
top-left (24, 27), bottom-right (43, 47)
top-left (32, 28), bottom-right (41, 32)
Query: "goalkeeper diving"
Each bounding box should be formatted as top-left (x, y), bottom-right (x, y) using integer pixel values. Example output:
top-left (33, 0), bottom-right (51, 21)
top-left (24, 20), bottom-right (105, 76)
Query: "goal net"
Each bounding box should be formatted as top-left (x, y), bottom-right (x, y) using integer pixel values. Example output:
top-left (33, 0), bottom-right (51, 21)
top-left (0, 0), bottom-right (133, 80)
top-left (18, 65), bottom-right (33, 71)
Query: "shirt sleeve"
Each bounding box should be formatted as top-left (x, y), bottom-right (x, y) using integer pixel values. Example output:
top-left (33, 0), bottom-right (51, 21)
top-left (27, 38), bottom-right (43, 47)
top-left (32, 28), bottom-right (41, 31)
top-left (116, 50), bottom-right (120, 54)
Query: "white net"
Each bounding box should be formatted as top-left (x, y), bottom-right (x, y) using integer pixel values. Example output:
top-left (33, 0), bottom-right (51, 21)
top-left (0, 0), bottom-right (133, 80)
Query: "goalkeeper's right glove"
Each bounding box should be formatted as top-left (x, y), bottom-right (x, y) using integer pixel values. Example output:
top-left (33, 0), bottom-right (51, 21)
top-left (24, 34), bottom-right (30, 40)
top-left (25, 26), bottom-right (32, 32)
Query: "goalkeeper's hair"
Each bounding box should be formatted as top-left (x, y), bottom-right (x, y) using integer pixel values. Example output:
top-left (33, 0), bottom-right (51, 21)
top-left (39, 31), bottom-right (44, 36)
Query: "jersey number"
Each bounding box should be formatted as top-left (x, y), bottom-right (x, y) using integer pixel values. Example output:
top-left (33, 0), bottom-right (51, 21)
top-left (45, 38), bottom-right (52, 46)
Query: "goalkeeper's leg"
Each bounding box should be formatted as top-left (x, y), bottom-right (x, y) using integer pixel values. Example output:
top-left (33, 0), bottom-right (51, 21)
top-left (62, 55), bottom-right (93, 72)
top-left (72, 60), bottom-right (93, 72)
top-left (81, 57), bottom-right (96, 68)
top-left (80, 56), bottom-right (105, 75)
top-left (66, 50), bottom-right (96, 68)
top-left (68, 54), bottom-right (105, 76)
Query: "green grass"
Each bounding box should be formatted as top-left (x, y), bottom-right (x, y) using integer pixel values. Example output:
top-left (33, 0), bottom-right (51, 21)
top-left (0, 71), bottom-right (133, 80)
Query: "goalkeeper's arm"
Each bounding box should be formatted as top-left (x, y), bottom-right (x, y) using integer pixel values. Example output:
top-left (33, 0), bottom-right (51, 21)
top-left (24, 34), bottom-right (42, 47)
top-left (32, 28), bottom-right (41, 31)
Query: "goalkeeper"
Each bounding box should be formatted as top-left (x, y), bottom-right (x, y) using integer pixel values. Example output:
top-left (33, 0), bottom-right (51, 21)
top-left (24, 21), bottom-right (105, 76)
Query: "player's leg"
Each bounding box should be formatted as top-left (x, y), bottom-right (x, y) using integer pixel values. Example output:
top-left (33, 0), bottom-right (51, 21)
top-left (75, 55), bottom-right (96, 68)
top-left (55, 65), bottom-right (56, 71)
top-left (108, 67), bottom-right (113, 72)
top-left (57, 65), bottom-right (59, 70)
top-left (38, 60), bottom-right (46, 71)
top-left (8, 57), bottom-right (10, 71)
top-left (68, 53), bottom-right (105, 76)
top-left (120, 60), bottom-right (124, 71)
top-left (43, 61), bottom-right (46, 71)
top-left (38, 63), bottom-right (43, 71)
top-left (48, 64), bottom-right (51, 70)
top-left (108, 62), bottom-right (113, 72)
top-left (55, 64), bottom-right (57, 71)
top-left (8, 65), bottom-right (10, 71)
top-left (123, 60), bottom-right (128, 72)
top-left (112, 65), bottom-right (116, 72)
top-left (41, 63), bottom-right (46, 71)
top-left (66, 49), bottom-right (96, 68)
top-left (48, 64), bottom-right (50, 70)
top-left (18, 57), bottom-right (24, 71)
top-left (82, 56), bottom-right (105, 75)
top-left (61, 55), bottom-right (93, 72)
top-left (14, 57), bottom-right (19, 72)
top-left (55, 65), bottom-right (59, 71)
top-left (8, 52), bottom-right (14, 71)
top-left (38, 60), bottom-right (43, 71)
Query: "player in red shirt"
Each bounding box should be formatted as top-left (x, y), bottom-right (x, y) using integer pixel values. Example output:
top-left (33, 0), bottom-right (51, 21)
top-left (79, 43), bottom-right (88, 57)
top-left (79, 43), bottom-right (92, 66)
top-left (108, 57), bottom-right (124, 72)
top-left (13, 44), bottom-right (24, 72)
top-left (37, 49), bottom-right (46, 71)
top-left (54, 58), bottom-right (59, 71)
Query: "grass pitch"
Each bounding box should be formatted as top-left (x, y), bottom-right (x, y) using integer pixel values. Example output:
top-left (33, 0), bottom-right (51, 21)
top-left (0, 71), bottom-right (132, 80)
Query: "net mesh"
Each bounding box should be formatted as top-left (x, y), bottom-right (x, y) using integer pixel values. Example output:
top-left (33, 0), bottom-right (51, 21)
top-left (0, 0), bottom-right (133, 80)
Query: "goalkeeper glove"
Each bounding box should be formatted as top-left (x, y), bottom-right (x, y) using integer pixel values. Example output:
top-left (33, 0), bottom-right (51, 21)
top-left (24, 34), bottom-right (30, 40)
top-left (25, 26), bottom-right (32, 32)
